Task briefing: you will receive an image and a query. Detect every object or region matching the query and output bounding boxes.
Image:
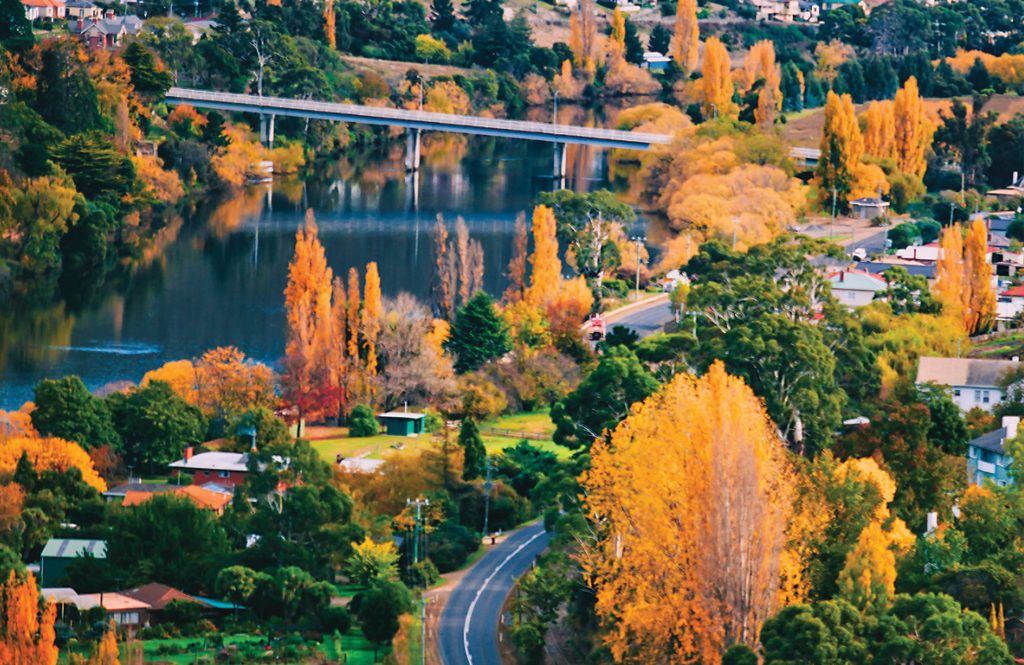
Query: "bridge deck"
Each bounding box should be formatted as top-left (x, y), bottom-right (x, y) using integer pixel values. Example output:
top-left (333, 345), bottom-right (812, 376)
top-left (166, 87), bottom-right (673, 150)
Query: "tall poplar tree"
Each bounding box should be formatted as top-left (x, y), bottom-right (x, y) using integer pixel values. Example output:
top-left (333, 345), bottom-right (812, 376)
top-left (525, 205), bottom-right (560, 309)
top-left (673, 0), bottom-right (699, 74)
top-left (862, 100), bottom-right (895, 159)
top-left (700, 37), bottom-right (735, 119)
top-left (362, 262), bottom-right (382, 376)
top-left (892, 76), bottom-right (932, 178)
top-left (963, 219), bottom-right (995, 335)
top-left (816, 90), bottom-right (863, 209)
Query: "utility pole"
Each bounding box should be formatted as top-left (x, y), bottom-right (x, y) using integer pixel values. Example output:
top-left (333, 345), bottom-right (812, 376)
top-left (552, 89), bottom-right (559, 127)
top-left (407, 497), bottom-right (429, 564)
top-left (482, 457), bottom-right (493, 538)
top-left (631, 235), bottom-right (645, 301)
top-left (420, 597), bottom-right (427, 665)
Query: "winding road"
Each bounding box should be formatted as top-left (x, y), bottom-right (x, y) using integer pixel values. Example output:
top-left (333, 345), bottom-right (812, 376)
top-left (605, 294), bottom-right (675, 338)
top-left (437, 521), bottom-right (551, 665)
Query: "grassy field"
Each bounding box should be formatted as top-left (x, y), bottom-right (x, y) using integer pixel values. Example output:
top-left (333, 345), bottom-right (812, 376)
top-left (970, 332), bottom-right (1022, 359)
top-left (310, 410), bottom-right (571, 464)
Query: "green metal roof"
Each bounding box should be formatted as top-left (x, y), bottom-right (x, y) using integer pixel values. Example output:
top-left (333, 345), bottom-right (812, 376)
top-left (40, 539), bottom-right (107, 559)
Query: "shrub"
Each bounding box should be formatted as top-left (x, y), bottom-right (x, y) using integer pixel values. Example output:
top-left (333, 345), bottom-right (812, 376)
top-left (403, 559), bottom-right (440, 588)
top-left (320, 606), bottom-right (352, 634)
top-left (348, 405), bottom-right (379, 437)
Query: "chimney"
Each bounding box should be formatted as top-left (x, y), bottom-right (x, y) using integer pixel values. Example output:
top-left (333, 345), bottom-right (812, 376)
top-left (77, 16), bottom-right (83, 29)
top-left (926, 511), bottom-right (938, 534)
top-left (1002, 416), bottom-right (1020, 440)
top-left (184, 446), bottom-right (194, 462)
top-left (839, 270), bottom-right (845, 283)
top-left (105, 7), bottom-right (113, 18)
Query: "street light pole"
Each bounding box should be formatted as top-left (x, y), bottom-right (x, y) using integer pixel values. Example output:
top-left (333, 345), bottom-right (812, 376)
top-left (830, 187), bottom-right (837, 242)
top-left (482, 457), bottom-right (493, 538)
top-left (631, 235), bottom-right (645, 301)
top-left (407, 497), bottom-right (429, 564)
top-left (552, 90), bottom-right (559, 127)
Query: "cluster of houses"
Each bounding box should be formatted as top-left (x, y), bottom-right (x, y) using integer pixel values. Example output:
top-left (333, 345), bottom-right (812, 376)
top-left (748, 0), bottom-right (888, 23)
top-left (21, 0), bottom-right (144, 48)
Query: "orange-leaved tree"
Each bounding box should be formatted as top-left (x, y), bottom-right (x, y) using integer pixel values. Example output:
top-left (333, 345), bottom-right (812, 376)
top-left (347, 267), bottom-right (361, 360)
top-left (503, 212), bottom-right (529, 304)
top-left (964, 218), bottom-right (996, 335)
top-left (892, 76), bottom-right (933, 178)
top-left (525, 205), bottom-right (561, 309)
top-left (0, 570), bottom-right (58, 665)
top-left (936, 223), bottom-right (965, 324)
top-left (817, 90), bottom-right (888, 207)
top-left (88, 620), bottom-right (118, 665)
top-left (673, 0), bottom-right (699, 74)
top-left (700, 37), bottom-right (735, 120)
top-left (362, 261), bottom-right (382, 377)
top-left (283, 210), bottom-right (336, 421)
top-left (862, 100), bottom-right (895, 160)
top-left (323, 0), bottom-right (336, 50)
top-left (0, 437), bottom-right (106, 492)
top-left (581, 361), bottom-right (792, 663)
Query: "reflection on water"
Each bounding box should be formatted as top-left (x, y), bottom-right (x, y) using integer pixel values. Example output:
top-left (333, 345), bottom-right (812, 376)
top-left (0, 135), bottom-right (632, 408)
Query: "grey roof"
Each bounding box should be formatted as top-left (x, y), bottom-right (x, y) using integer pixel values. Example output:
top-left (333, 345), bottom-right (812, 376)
top-left (916, 357), bottom-right (1019, 388)
top-left (856, 261), bottom-right (937, 279)
top-left (41, 539), bottom-right (107, 560)
top-left (103, 482), bottom-right (174, 498)
top-left (65, 0), bottom-right (97, 7)
top-left (378, 411), bottom-right (425, 420)
top-left (969, 427), bottom-right (1008, 455)
top-left (169, 451), bottom-right (250, 472)
top-left (68, 15), bottom-right (142, 36)
top-left (851, 197), bottom-right (889, 207)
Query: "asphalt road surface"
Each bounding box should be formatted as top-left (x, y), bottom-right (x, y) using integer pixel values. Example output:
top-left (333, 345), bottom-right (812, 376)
top-left (438, 521), bottom-right (551, 665)
top-left (607, 297), bottom-right (675, 338)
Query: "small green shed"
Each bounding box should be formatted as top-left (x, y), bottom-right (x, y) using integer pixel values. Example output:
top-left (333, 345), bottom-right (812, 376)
top-left (378, 411), bottom-right (426, 437)
top-left (40, 538), bottom-right (107, 587)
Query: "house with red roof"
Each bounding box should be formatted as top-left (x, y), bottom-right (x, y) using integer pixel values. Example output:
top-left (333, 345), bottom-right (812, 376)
top-left (21, 0), bottom-right (65, 21)
top-left (998, 284), bottom-right (1024, 322)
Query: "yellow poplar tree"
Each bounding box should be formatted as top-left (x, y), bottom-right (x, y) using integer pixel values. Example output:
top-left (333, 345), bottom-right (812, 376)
top-left (837, 521), bottom-right (898, 611)
top-left (862, 100), bottom-right (895, 160)
top-left (892, 76), bottom-right (932, 178)
top-left (362, 262), bottom-right (382, 377)
top-left (700, 37), bottom-right (736, 120)
top-left (964, 218), bottom-right (996, 335)
top-left (817, 90), bottom-right (864, 205)
top-left (673, 0), bottom-right (699, 74)
top-left (525, 205), bottom-right (560, 309)
top-left (609, 9), bottom-right (626, 59)
top-left (936, 224), bottom-right (966, 329)
top-left (582, 362), bottom-right (792, 663)
top-left (0, 437), bottom-right (106, 492)
top-left (346, 267), bottom-right (361, 360)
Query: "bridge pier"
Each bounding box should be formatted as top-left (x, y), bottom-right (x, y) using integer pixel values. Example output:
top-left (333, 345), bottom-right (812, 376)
top-left (553, 142), bottom-right (567, 189)
top-left (260, 113), bottom-right (276, 147)
top-left (405, 128), bottom-right (422, 172)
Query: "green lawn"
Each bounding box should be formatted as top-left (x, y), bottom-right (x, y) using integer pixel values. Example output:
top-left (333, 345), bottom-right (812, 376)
top-left (111, 630), bottom-right (386, 664)
top-left (312, 410), bottom-right (571, 463)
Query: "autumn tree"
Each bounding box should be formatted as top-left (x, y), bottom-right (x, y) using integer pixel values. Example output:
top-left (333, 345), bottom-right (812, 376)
top-left (194, 347), bottom-right (275, 423)
top-left (963, 218), bottom-right (996, 335)
top-left (672, 0), bottom-right (698, 74)
top-left (0, 570), bottom-right (58, 665)
top-left (525, 206), bottom-right (561, 309)
top-left (347, 267), bottom-right (361, 360)
top-left (503, 213), bottom-right (528, 304)
top-left (88, 621), bottom-right (118, 665)
top-left (453, 217), bottom-right (484, 307)
top-left (0, 437), bottom-right (106, 492)
top-left (700, 37), bottom-right (736, 120)
top-left (816, 91), bottom-right (886, 207)
top-left (862, 100), bottom-right (895, 159)
top-left (363, 262), bottom-right (382, 377)
top-left (935, 223), bottom-right (965, 325)
top-left (609, 8), bottom-right (626, 60)
top-left (582, 362), bottom-right (793, 662)
top-left (323, 0), bottom-right (336, 50)
top-left (745, 41), bottom-right (782, 128)
top-left (282, 211), bottom-right (336, 421)
top-left (892, 76), bottom-right (932, 178)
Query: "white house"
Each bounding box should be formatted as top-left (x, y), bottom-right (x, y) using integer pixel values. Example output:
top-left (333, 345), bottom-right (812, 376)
top-left (998, 284), bottom-right (1024, 322)
top-left (828, 269), bottom-right (888, 309)
top-left (967, 416), bottom-right (1018, 488)
top-left (895, 243), bottom-right (943, 263)
top-left (22, 0), bottom-right (65, 20)
top-left (916, 356), bottom-right (1021, 413)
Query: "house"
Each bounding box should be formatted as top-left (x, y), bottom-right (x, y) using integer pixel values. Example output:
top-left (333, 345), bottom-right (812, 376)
top-left (642, 52), bottom-right (672, 73)
top-left (967, 416), bottom-right (1019, 487)
top-left (119, 583), bottom-right (214, 623)
top-left (338, 457), bottom-right (386, 474)
top-left (895, 243), bottom-right (943, 263)
top-left (102, 480), bottom-right (175, 502)
top-left (751, 0), bottom-right (802, 22)
top-left (854, 260), bottom-right (937, 282)
top-left (122, 484), bottom-right (233, 514)
top-left (168, 449), bottom-right (254, 487)
top-left (916, 356), bottom-right (1021, 413)
top-left (40, 538), bottom-right (107, 587)
top-left (850, 197), bottom-right (890, 220)
top-left (378, 411), bottom-right (426, 436)
top-left (64, 0), bottom-right (100, 18)
top-left (797, 1), bottom-right (820, 21)
top-left (22, 0), bottom-right (65, 21)
top-left (74, 592), bottom-right (151, 630)
top-left (998, 284), bottom-right (1024, 321)
top-left (67, 12), bottom-right (143, 49)
top-left (828, 269), bottom-right (888, 309)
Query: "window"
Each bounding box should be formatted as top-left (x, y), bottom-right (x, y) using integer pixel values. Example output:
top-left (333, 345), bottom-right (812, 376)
top-left (218, 471), bottom-right (231, 479)
top-left (983, 390), bottom-right (991, 404)
top-left (953, 389), bottom-right (961, 397)
top-left (975, 390), bottom-right (982, 402)
top-left (968, 447), bottom-right (976, 458)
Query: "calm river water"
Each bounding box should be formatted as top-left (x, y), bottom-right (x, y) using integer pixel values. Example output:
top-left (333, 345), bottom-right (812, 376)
top-left (0, 134), bottom-right (650, 409)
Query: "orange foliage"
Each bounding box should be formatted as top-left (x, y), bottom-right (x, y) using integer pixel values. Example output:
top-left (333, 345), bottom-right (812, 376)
top-left (818, 91), bottom-right (888, 204)
top-left (892, 76), bottom-right (933, 178)
top-left (324, 0), bottom-right (336, 50)
top-left (745, 41), bottom-right (781, 128)
top-left (132, 155), bottom-right (184, 203)
top-left (945, 49), bottom-right (1024, 87)
top-left (0, 404), bottom-right (36, 439)
top-left (862, 100), bottom-right (895, 160)
top-left (362, 262), bottom-right (382, 377)
top-left (142, 359), bottom-right (199, 403)
top-left (936, 221), bottom-right (995, 335)
top-left (582, 362), bottom-right (792, 662)
top-left (525, 205), bottom-right (561, 309)
top-left (0, 571), bottom-right (58, 665)
top-left (700, 37), bottom-right (736, 120)
top-left (673, 0), bottom-right (699, 74)
top-left (167, 104), bottom-right (207, 135)
top-left (88, 621), bottom-right (118, 665)
top-left (211, 125), bottom-right (265, 187)
top-left (554, 59), bottom-right (585, 101)
top-left (0, 437), bottom-right (106, 492)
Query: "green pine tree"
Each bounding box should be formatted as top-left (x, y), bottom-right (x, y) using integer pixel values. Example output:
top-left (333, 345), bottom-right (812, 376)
top-left (445, 291), bottom-right (511, 373)
top-left (459, 418), bottom-right (486, 480)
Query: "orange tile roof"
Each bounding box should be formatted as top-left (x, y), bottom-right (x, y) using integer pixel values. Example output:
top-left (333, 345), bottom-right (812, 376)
top-left (121, 485), bottom-right (231, 512)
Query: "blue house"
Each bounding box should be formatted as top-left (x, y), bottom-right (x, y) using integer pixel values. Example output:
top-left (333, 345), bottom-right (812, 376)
top-left (967, 416), bottom-right (1018, 487)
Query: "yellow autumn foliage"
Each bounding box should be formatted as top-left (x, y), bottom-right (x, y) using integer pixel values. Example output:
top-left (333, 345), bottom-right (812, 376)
top-left (0, 437), bottom-right (106, 492)
top-left (946, 49), bottom-right (1024, 87)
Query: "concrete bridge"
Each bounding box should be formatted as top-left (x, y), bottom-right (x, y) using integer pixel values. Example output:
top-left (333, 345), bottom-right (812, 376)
top-left (165, 87), bottom-right (673, 182)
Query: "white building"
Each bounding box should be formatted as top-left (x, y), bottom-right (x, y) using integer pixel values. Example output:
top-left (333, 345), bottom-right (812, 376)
top-left (828, 269), bottom-right (888, 309)
top-left (916, 356), bottom-right (1021, 413)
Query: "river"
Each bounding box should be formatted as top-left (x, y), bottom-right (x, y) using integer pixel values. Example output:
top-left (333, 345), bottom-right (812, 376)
top-left (0, 133), bottom-right (654, 409)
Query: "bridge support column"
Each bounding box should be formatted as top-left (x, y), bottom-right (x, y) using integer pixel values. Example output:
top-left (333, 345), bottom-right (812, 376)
top-left (260, 114), bottom-right (276, 147)
top-left (405, 128), bottom-right (422, 172)
top-left (552, 142), bottom-right (567, 190)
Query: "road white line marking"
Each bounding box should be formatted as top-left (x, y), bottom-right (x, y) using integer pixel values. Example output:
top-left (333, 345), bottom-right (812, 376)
top-left (462, 528), bottom-right (546, 665)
